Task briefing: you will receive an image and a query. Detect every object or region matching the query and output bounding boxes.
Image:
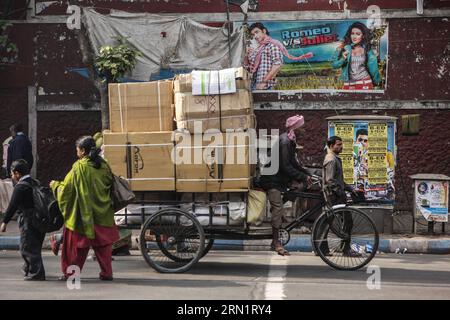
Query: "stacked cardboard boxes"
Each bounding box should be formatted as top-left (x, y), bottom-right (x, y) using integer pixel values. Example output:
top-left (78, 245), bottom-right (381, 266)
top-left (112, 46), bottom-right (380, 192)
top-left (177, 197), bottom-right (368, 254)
top-left (104, 69), bottom-right (254, 193)
top-left (108, 81), bottom-right (173, 133)
top-left (173, 67), bottom-right (255, 133)
top-left (174, 131), bottom-right (252, 192)
top-left (173, 68), bottom-right (251, 93)
top-left (104, 80), bottom-right (176, 191)
top-left (103, 131), bottom-right (175, 191)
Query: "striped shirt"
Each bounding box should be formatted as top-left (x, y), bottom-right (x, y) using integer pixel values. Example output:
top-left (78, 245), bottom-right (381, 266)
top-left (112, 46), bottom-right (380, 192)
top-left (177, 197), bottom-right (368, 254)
top-left (251, 43), bottom-right (283, 89)
top-left (349, 54), bottom-right (370, 82)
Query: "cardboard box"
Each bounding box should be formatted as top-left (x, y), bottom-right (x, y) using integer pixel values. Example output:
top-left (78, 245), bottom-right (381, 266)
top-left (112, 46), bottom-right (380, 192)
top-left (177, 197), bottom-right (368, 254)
top-left (174, 89), bottom-right (253, 133)
top-left (103, 131), bottom-right (175, 191)
top-left (174, 67), bottom-right (251, 93)
top-left (109, 81), bottom-right (174, 133)
top-left (176, 114), bottom-right (255, 132)
top-left (174, 132), bottom-right (252, 192)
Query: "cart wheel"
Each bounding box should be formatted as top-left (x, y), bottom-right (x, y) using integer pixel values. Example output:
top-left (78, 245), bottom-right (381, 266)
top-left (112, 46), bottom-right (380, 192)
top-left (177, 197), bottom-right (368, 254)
top-left (139, 208), bottom-right (205, 273)
top-left (158, 237), bottom-right (214, 262)
top-left (279, 228), bottom-right (290, 246)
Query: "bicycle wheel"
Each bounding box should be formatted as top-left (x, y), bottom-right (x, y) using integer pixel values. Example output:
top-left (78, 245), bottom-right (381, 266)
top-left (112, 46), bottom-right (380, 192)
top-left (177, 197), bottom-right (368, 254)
top-left (312, 206), bottom-right (379, 271)
top-left (139, 208), bottom-right (205, 273)
top-left (201, 238), bottom-right (214, 258)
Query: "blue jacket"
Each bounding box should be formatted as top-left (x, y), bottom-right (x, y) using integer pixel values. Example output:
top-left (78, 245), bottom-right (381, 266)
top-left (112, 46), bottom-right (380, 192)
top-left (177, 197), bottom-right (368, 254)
top-left (331, 44), bottom-right (381, 85)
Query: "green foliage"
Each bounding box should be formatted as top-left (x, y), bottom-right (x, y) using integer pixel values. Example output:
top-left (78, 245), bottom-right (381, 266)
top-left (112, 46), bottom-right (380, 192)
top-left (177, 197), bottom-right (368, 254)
top-left (0, 20), bottom-right (18, 64)
top-left (94, 37), bottom-right (142, 83)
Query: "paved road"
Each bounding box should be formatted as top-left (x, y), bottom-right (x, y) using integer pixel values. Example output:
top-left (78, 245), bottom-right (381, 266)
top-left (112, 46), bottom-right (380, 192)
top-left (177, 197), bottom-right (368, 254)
top-left (0, 250), bottom-right (449, 300)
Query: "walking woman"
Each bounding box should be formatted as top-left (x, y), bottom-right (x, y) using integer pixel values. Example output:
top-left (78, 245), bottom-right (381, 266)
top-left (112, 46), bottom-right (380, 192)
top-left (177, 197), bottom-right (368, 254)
top-left (50, 136), bottom-right (118, 281)
top-left (332, 22), bottom-right (381, 90)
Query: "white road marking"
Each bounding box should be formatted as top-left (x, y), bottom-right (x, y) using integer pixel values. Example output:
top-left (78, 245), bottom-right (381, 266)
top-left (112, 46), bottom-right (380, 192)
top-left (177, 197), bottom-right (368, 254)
top-left (264, 254), bottom-right (289, 300)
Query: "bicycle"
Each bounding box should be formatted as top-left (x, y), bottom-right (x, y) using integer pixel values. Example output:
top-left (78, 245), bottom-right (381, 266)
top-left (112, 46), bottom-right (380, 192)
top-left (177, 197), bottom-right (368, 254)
top-left (281, 175), bottom-right (379, 271)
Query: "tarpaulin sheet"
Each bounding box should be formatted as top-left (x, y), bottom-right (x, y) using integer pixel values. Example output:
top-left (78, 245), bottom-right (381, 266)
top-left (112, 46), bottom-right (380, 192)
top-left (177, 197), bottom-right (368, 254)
top-left (83, 8), bottom-right (245, 81)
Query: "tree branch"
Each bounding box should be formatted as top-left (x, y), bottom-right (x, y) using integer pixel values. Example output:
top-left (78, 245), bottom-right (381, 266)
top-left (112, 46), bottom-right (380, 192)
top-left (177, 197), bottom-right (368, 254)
top-left (68, 2), bottom-right (109, 130)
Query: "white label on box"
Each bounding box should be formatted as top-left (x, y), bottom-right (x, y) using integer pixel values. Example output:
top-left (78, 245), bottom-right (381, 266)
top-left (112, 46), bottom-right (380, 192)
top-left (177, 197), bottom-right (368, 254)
top-left (192, 68), bottom-right (237, 95)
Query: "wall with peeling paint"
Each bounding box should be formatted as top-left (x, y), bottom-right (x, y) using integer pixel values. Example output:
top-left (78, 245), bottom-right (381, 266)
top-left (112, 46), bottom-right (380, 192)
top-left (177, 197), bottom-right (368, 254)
top-left (37, 111), bottom-right (102, 184)
top-left (1, 2), bottom-right (450, 211)
top-left (31, 0), bottom-right (422, 15)
top-left (28, 0), bottom-right (450, 16)
top-left (0, 0), bottom-right (28, 19)
top-left (255, 109), bottom-right (450, 210)
top-left (0, 88), bottom-right (29, 141)
top-left (0, 23), bottom-right (99, 183)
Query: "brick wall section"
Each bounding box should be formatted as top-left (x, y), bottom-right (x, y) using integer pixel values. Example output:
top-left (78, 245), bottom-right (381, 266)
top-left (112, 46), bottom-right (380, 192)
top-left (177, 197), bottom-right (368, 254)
top-left (1, 15), bottom-right (449, 210)
top-left (33, 24), bottom-right (98, 103)
top-left (255, 109), bottom-right (450, 210)
top-left (0, 88), bottom-right (28, 143)
top-left (387, 18), bottom-right (450, 101)
top-left (0, 0), bottom-right (28, 19)
top-left (36, 111), bottom-right (102, 184)
top-left (33, 0), bottom-right (417, 15)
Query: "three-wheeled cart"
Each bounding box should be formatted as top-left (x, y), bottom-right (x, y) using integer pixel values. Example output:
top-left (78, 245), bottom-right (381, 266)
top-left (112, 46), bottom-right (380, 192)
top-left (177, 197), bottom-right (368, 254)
top-left (116, 178), bottom-right (380, 273)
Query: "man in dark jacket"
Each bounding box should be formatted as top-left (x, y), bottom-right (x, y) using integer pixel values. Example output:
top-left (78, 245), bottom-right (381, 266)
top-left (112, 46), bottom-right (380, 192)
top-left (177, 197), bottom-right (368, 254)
top-left (260, 115), bottom-right (311, 256)
top-left (0, 160), bottom-right (46, 280)
top-left (323, 136), bottom-right (356, 204)
top-left (7, 124), bottom-right (33, 175)
top-left (321, 136), bottom-right (361, 256)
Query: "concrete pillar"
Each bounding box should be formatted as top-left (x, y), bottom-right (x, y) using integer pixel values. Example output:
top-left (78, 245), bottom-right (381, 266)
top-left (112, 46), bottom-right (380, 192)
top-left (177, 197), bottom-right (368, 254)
top-left (26, 0), bottom-right (36, 20)
top-left (417, 0), bottom-right (424, 15)
top-left (28, 86), bottom-right (37, 178)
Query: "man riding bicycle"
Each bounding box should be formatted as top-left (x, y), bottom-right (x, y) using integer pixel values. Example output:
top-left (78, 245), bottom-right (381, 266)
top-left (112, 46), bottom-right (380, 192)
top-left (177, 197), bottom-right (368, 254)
top-left (259, 115), bottom-right (312, 256)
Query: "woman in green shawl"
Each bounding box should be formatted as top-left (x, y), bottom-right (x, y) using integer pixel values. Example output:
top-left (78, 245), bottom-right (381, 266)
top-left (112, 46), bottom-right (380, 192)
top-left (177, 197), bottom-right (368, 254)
top-left (51, 136), bottom-right (118, 281)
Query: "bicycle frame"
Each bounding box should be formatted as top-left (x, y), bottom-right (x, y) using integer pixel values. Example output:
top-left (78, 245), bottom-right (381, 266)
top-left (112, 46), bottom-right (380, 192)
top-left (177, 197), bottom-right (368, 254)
top-left (283, 191), bottom-right (325, 233)
top-left (283, 190), bottom-right (351, 241)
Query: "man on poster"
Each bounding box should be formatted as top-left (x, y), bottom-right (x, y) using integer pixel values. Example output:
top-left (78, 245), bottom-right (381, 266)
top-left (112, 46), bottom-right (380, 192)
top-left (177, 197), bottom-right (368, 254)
top-left (354, 128), bottom-right (369, 190)
top-left (244, 22), bottom-right (313, 90)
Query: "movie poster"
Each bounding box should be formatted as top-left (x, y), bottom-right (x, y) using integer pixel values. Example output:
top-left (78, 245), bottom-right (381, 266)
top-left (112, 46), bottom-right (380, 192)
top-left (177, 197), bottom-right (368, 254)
top-left (328, 120), bottom-right (395, 203)
top-left (244, 20), bottom-right (388, 93)
top-left (415, 180), bottom-right (449, 222)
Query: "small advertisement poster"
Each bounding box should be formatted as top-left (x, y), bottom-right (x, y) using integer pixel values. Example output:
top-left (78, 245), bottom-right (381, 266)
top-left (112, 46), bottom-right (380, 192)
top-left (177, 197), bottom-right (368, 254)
top-left (335, 123), bottom-right (354, 155)
top-left (415, 180), bottom-right (449, 222)
top-left (341, 154), bottom-right (355, 184)
top-left (368, 153), bottom-right (388, 185)
top-left (368, 123), bottom-right (388, 154)
top-left (244, 19), bottom-right (388, 92)
top-left (328, 120), bottom-right (395, 203)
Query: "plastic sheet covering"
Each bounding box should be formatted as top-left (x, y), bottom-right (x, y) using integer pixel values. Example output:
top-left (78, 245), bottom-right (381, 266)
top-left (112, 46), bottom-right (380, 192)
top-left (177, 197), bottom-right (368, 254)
top-left (247, 189), bottom-right (266, 224)
top-left (83, 8), bottom-right (245, 81)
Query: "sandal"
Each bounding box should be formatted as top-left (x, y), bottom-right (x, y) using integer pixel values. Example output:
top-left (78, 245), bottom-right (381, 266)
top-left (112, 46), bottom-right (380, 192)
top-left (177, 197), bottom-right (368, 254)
top-left (50, 234), bottom-right (60, 256)
top-left (273, 243), bottom-right (290, 256)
